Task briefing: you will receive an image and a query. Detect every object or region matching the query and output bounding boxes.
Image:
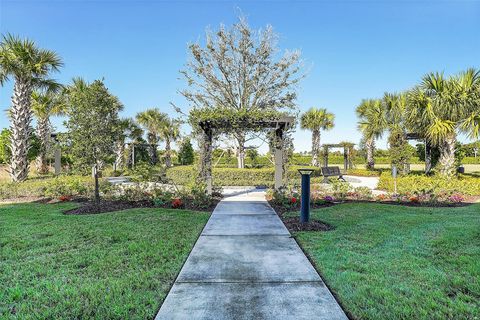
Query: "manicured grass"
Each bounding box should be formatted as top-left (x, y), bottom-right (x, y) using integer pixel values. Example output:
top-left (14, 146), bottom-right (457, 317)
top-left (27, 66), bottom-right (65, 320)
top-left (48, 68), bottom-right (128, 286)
top-left (293, 203), bottom-right (480, 320)
top-left (0, 203), bottom-right (209, 319)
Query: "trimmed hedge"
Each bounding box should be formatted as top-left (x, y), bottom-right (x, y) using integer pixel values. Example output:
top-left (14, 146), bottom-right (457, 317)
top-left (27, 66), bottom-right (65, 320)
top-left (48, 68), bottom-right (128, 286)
top-left (377, 174), bottom-right (480, 196)
top-left (346, 169), bottom-right (383, 177)
top-left (166, 165), bottom-right (322, 187)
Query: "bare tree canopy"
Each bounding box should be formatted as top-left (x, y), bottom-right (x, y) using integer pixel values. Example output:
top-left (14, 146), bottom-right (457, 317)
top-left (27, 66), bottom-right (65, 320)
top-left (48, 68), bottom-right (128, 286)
top-left (178, 16), bottom-right (304, 168)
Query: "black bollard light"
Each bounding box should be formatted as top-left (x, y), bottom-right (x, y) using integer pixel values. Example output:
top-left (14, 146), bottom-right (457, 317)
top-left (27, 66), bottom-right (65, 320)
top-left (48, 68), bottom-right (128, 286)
top-left (298, 168), bottom-right (314, 223)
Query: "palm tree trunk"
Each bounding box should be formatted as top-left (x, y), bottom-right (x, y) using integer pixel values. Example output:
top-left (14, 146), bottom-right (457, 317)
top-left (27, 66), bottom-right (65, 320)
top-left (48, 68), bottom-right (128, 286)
top-left (165, 137), bottom-right (172, 167)
top-left (147, 133), bottom-right (158, 165)
top-left (114, 140), bottom-right (125, 171)
top-left (424, 140), bottom-right (432, 175)
top-left (35, 116), bottom-right (51, 174)
top-left (365, 137), bottom-right (375, 170)
top-left (311, 129), bottom-right (320, 167)
top-left (9, 77), bottom-right (33, 182)
top-left (438, 132), bottom-right (457, 177)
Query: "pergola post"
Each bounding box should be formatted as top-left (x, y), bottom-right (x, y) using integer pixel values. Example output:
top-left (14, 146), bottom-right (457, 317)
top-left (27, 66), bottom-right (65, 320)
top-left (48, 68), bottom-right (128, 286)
top-left (54, 147), bottom-right (61, 175)
top-left (200, 125), bottom-right (213, 195)
top-left (274, 126), bottom-right (284, 190)
top-left (323, 145), bottom-right (329, 167)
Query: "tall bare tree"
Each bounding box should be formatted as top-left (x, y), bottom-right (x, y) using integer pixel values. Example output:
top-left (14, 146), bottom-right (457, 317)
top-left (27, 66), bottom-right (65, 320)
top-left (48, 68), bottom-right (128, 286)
top-left (178, 17), bottom-right (303, 168)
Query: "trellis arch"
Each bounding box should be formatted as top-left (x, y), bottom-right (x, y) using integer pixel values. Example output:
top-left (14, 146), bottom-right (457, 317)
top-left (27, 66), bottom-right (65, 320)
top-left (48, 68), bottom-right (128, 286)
top-left (321, 142), bottom-right (356, 171)
top-left (196, 116), bottom-right (295, 194)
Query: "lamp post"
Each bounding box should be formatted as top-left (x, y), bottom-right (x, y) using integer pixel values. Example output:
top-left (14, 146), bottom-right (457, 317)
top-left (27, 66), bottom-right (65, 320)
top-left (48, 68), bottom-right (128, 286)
top-left (298, 168), bottom-right (314, 223)
top-left (392, 165), bottom-right (397, 195)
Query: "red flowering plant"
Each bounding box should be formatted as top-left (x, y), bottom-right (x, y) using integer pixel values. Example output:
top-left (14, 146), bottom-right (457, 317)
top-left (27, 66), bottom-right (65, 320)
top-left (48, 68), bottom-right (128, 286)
top-left (375, 194), bottom-right (388, 201)
top-left (409, 196), bottom-right (419, 203)
top-left (266, 188), bottom-right (300, 210)
top-left (58, 195), bottom-right (72, 202)
top-left (171, 198), bottom-right (183, 209)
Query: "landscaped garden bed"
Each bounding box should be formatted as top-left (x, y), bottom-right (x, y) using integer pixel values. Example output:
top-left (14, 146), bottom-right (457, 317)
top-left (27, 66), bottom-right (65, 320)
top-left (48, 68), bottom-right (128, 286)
top-left (0, 174), bottom-right (222, 214)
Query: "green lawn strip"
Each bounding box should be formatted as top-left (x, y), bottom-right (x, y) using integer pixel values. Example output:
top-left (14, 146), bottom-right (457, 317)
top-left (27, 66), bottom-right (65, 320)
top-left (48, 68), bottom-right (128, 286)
top-left (0, 203), bottom-right (209, 320)
top-left (292, 203), bottom-right (480, 320)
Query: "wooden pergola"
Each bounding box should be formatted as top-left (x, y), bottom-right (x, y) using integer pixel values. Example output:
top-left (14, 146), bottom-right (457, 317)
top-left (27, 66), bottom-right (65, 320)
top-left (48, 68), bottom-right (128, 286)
top-left (197, 116), bottom-right (295, 194)
top-left (322, 142), bottom-right (355, 171)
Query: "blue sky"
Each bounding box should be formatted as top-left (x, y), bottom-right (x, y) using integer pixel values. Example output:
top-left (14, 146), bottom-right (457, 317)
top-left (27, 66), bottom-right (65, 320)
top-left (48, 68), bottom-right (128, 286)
top-left (1, 0), bottom-right (479, 152)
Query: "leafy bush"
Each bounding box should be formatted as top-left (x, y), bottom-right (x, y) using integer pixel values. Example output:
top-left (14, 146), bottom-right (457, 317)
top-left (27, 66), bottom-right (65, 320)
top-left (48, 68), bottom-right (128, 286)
top-left (351, 186), bottom-right (373, 200)
top-left (330, 179), bottom-right (353, 200)
top-left (176, 183), bottom-right (218, 210)
top-left (127, 163), bottom-right (165, 182)
top-left (378, 174), bottom-right (480, 196)
top-left (166, 165), bottom-right (322, 187)
top-left (43, 176), bottom-right (93, 198)
top-left (0, 175), bottom-right (94, 200)
top-left (177, 139), bottom-right (195, 165)
top-left (265, 188), bottom-right (300, 210)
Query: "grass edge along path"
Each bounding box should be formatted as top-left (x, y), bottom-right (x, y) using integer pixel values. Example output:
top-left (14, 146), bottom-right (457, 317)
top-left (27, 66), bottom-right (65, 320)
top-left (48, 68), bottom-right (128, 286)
top-left (0, 202), bottom-right (210, 320)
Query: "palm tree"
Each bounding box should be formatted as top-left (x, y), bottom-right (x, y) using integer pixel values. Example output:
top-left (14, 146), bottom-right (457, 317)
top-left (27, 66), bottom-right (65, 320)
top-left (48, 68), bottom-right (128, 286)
top-left (136, 108), bottom-right (167, 165)
top-left (31, 90), bottom-right (65, 174)
top-left (0, 34), bottom-right (62, 181)
top-left (382, 92), bottom-right (412, 173)
top-left (356, 99), bottom-right (387, 169)
top-left (413, 70), bottom-right (480, 176)
top-left (300, 108), bottom-right (335, 167)
top-left (158, 117), bottom-right (181, 167)
top-left (114, 118), bottom-right (143, 171)
top-left (407, 86), bottom-right (436, 174)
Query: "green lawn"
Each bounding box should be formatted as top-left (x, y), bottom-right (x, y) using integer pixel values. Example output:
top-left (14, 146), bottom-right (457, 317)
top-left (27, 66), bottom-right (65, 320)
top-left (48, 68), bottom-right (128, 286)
top-left (0, 203), bottom-right (209, 319)
top-left (293, 203), bottom-right (480, 320)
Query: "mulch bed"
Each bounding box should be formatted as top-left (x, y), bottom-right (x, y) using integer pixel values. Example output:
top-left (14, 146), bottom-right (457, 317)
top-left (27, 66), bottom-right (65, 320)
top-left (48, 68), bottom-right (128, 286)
top-left (281, 216), bottom-right (335, 232)
top-left (268, 201), bottom-right (336, 232)
top-left (269, 202), bottom-right (336, 216)
top-left (63, 198), bottom-right (221, 215)
top-left (64, 200), bottom-right (155, 215)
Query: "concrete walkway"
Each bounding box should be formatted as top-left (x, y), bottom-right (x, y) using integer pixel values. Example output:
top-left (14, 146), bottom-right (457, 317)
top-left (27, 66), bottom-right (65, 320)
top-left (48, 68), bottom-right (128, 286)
top-left (155, 189), bottom-right (348, 320)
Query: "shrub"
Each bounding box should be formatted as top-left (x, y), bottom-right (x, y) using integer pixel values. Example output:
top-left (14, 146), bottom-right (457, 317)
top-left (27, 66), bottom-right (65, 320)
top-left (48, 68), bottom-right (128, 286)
top-left (43, 176), bottom-right (92, 198)
top-left (330, 179), bottom-right (352, 200)
top-left (127, 163), bottom-right (165, 182)
top-left (378, 174), bottom-right (480, 196)
top-left (166, 165), bottom-right (322, 187)
top-left (324, 195), bottom-right (335, 202)
top-left (176, 183), bottom-right (216, 210)
top-left (171, 198), bottom-right (183, 209)
top-left (266, 188), bottom-right (300, 210)
top-left (352, 186), bottom-right (373, 200)
top-left (58, 195), bottom-right (72, 202)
